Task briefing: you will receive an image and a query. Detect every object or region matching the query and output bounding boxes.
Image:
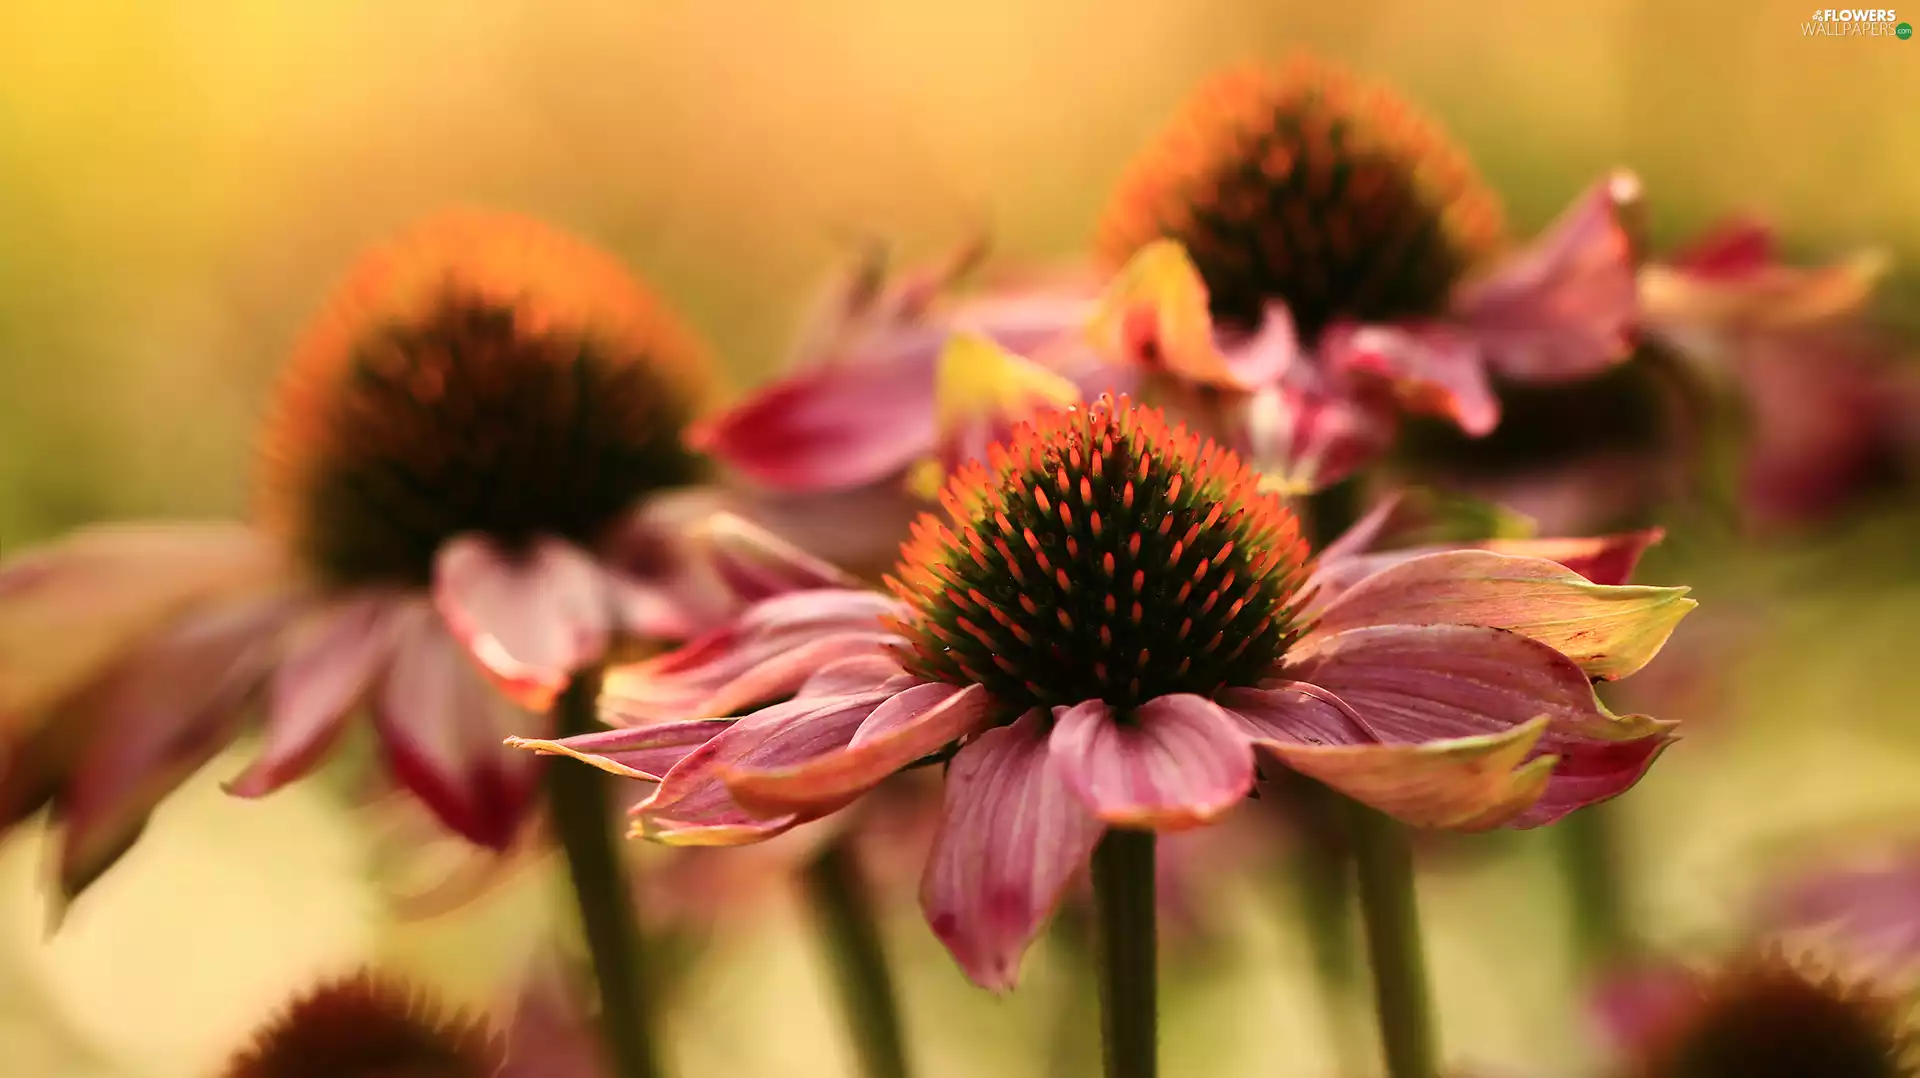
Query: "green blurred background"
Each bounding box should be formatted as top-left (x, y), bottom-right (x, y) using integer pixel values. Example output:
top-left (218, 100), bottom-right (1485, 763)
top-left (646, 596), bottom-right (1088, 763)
top-left (1, 2), bottom-right (1917, 1075)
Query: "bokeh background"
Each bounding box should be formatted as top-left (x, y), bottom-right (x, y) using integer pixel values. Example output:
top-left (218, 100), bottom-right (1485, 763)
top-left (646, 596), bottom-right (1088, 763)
top-left (2, 2), bottom-right (1917, 1075)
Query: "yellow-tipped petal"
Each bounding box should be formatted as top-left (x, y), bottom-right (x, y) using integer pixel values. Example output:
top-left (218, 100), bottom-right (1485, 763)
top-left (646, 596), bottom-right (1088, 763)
top-left (1087, 240), bottom-right (1242, 387)
top-left (932, 332), bottom-right (1079, 433)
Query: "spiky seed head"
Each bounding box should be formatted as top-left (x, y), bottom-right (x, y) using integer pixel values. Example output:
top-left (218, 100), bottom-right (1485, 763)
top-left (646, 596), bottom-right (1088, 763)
top-left (890, 394), bottom-right (1311, 713)
top-left (221, 970), bottom-right (503, 1078)
top-left (256, 210), bottom-right (715, 588)
top-left (1627, 951), bottom-right (1919, 1078)
top-left (1097, 55), bottom-right (1507, 344)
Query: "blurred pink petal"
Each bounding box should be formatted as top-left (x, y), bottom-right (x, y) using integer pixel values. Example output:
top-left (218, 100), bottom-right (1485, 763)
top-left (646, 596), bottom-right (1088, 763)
top-left (374, 606), bottom-right (542, 850)
top-left (1324, 322), bottom-right (1498, 436)
top-left (720, 683), bottom-right (991, 816)
top-left (0, 522), bottom-right (284, 733)
top-left (1308, 550), bottom-right (1694, 681)
top-left (687, 512), bottom-right (859, 605)
top-left (1048, 696), bottom-right (1254, 829)
top-left (1453, 172), bottom-right (1640, 382)
top-left (1759, 847), bottom-right (1920, 975)
top-left (1667, 216), bottom-right (1775, 278)
top-left (919, 711), bottom-right (1103, 991)
top-left (1589, 960), bottom-right (1703, 1056)
top-left (228, 593), bottom-right (402, 798)
top-left (500, 961), bottom-right (607, 1078)
top-left (56, 594), bottom-right (299, 902)
top-left (692, 354), bottom-right (938, 492)
top-left (433, 535), bottom-right (616, 712)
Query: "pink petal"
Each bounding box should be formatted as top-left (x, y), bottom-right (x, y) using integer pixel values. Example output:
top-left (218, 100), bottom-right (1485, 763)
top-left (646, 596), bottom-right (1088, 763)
top-left (1213, 303), bottom-right (1300, 387)
top-left (1475, 530), bottom-right (1665, 587)
top-left (1308, 549), bottom-right (1695, 680)
top-left (227, 594), bottom-right (400, 798)
top-left (1307, 528), bottom-right (1669, 615)
top-left (690, 354), bottom-right (938, 492)
top-left (507, 718), bottom-right (736, 780)
top-left (0, 522), bottom-right (284, 735)
top-left (722, 482), bottom-right (927, 582)
top-left (629, 691), bottom-right (897, 845)
top-left (1321, 322), bottom-right (1499, 436)
top-left (1667, 216), bottom-right (1775, 279)
top-left (1236, 381), bottom-right (1396, 491)
top-left (55, 594), bottom-right (299, 901)
top-left (600, 589), bottom-right (904, 723)
top-left (373, 607), bottom-right (544, 849)
top-left (687, 512), bottom-right (859, 606)
top-left (919, 711), bottom-right (1103, 991)
top-left (1048, 695), bottom-right (1255, 829)
top-left (433, 535), bottom-right (616, 712)
top-left (1451, 172), bottom-right (1640, 383)
top-left (1282, 624), bottom-right (1675, 828)
top-left (1589, 961), bottom-right (1703, 1056)
top-left (720, 682), bottom-right (991, 816)
top-left (1219, 685), bottom-right (1552, 830)
top-left (800, 653), bottom-right (911, 697)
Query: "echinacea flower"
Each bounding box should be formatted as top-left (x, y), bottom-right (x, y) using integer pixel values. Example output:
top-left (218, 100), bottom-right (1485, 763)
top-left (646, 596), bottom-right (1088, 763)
top-left (515, 395), bottom-right (1691, 989)
top-left (1097, 55), bottom-right (1641, 472)
top-left (698, 57), bottom-right (1640, 517)
top-left (0, 211), bottom-right (829, 901)
top-left (1593, 951), bottom-right (1918, 1078)
top-left (1640, 216), bottom-right (1916, 530)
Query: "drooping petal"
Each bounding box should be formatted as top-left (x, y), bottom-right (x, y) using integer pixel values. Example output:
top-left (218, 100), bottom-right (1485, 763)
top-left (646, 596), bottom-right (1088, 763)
top-left (919, 710), bottom-right (1104, 991)
top-left (690, 353), bottom-right (939, 492)
top-left (594, 493), bottom-right (734, 637)
top-left (1281, 624), bottom-right (1675, 827)
top-left (627, 691), bottom-right (899, 845)
top-left (1305, 526), bottom-right (1667, 617)
top-left (1048, 695), bottom-right (1255, 830)
top-left (433, 535), bottom-right (616, 712)
top-left (373, 606), bottom-right (544, 849)
top-left (54, 594), bottom-right (300, 903)
top-left (720, 683), bottom-right (991, 816)
top-left (1641, 240), bottom-right (1888, 339)
top-left (227, 593), bottom-right (403, 798)
top-left (506, 718), bottom-right (736, 780)
top-left (1322, 321), bottom-right (1499, 436)
top-left (1219, 685), bottom-right (1554, 830)
top-left (1307, 550), bottom-right (1694, 680)
top-left (1451, 171), bottom-right (1640, 383)
top-left (720, 481), bottom-right (927, 582)
top-left (0, 522), bottom-right (285, 736)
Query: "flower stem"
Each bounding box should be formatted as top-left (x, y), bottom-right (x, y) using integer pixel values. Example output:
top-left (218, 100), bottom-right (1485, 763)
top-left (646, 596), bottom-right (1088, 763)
top-left (1284, 776), bottom-right (1368, 1071)
top-left (1091, 827), bottom-right (1158, 1078)
top-left (1557, 803), bottom-right (1633, 968)
top-left (1346, 801), bottom-right (1438, 1078)
top-left (547, 668), bottom-right (662, 1078)
top-left (802, 836), bottom-right (913, 1078)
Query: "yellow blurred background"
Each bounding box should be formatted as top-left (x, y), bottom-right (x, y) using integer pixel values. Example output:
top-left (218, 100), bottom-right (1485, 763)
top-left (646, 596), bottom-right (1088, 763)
top-left (1, 2), bottom-right (1917, 1075)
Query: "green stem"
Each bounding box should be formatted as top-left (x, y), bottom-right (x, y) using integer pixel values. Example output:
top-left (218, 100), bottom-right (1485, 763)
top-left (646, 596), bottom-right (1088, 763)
top-left (1347, 801), bottom-right (1438, 1078)
top-left (1091, 828), bottom-right (1158, 1078)
top-left (802, 836), bottom-right (913, 1078)
top-left (547, 669), bottom-right (662, 1078)
top-left (1285, 777), bottom-right (1367, 1070)
top-left (1557, 803), bottom-right (1633, 968)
